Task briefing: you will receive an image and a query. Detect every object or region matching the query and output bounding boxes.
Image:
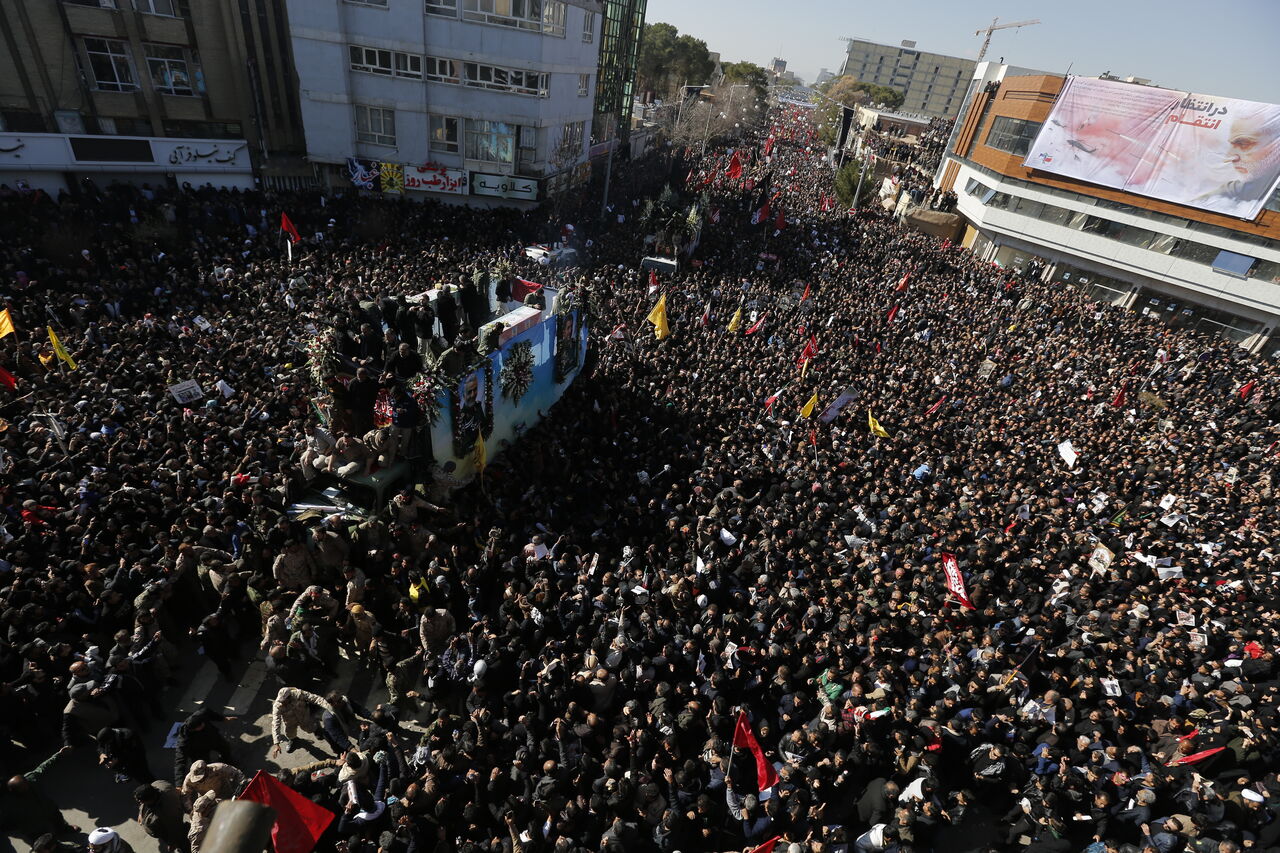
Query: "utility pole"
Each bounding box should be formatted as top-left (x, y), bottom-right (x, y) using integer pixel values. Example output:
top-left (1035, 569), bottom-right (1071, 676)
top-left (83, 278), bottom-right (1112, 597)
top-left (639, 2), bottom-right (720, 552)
top-left (851, 152), bottom-right (870, 211)
top-left (599, 138), bottom-right (614, 221)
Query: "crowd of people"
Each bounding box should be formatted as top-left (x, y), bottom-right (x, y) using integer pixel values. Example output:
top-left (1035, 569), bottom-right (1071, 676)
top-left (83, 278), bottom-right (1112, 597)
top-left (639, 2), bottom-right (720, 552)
top-left (2, 100), bottom-right (1280, 853)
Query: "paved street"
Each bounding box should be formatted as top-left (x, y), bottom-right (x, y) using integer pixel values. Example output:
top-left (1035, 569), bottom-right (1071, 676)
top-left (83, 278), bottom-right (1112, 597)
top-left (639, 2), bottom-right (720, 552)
top-left (4, 645), bottom-right (410, 853)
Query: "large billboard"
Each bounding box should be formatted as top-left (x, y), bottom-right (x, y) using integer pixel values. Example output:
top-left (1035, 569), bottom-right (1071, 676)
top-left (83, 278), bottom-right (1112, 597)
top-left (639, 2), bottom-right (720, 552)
top-left (1023, 77), bottom-right (1280, 220)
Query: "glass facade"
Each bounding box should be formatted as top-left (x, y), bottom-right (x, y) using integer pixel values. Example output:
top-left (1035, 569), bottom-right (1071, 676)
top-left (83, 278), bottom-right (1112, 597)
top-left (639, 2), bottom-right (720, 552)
top-left (593, 0), bottom-right (646, 144)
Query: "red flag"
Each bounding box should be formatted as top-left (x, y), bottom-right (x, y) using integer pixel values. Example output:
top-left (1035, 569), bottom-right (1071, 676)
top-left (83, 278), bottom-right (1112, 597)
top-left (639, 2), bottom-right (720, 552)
top-left (796, 335), bottom-right (817, 368)
top-left (750, 837), bottom-right (783, 853)
top-left (733, 711), bottom-right (780, 790)
top-left (1167, 746), bottom-right (1227, 767)
top-left (648, 269), bottom-right (659, 292)
top-left (939, 552), bottom-right (976, 610)
top-left (896, 272), bottom-right (910, 292)
top-left (700, 302), bottom-right (711, 328)
top-left (280, 212), bottom-right (301, 243)
top-left (745, 312), bottom-right (768, 335)
top-left (1111, 380), bottom-right (1130, 408)
top-left (887, 304), bottom-right (900, 324)
top-left (751, 199), bottom-right (771, 226)
top-left (809, 429), bottom-right (817, 447)
top-left (774, 206), bottom-right (786, 231)
top-left (0, 365), bottom-right (17, 391)
top-left (925, 395), bottom-right (948, 416)
top-left (726, 152), bottom-right (743, 180)
top-left (1240, 379), bottom-right (1258, 400)
top-left (238, 771), bottom-right (334, 853)
top-left (763, 136), bottom-right (775, 157)
top-left (512, 278), bottom-right (543, 302)
top-left (800, 282), bottom-right (811, 302)
top-left (609, 322), bottom-right (627, 340)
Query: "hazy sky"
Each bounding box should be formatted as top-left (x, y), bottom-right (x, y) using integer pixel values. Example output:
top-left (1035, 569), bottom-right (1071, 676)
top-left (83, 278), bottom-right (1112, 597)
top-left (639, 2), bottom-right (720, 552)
top-left (643, 0), bottom-right (1280, 104)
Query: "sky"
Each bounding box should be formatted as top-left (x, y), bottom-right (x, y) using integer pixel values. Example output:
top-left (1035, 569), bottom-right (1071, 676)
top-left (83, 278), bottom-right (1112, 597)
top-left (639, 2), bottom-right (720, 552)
top-left (642, 0), bottom-right (1280, 104)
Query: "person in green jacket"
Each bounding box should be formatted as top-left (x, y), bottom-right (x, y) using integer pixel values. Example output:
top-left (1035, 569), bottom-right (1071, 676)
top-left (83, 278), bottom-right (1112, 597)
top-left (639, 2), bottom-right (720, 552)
top-left (1, 746), bottom-right (76, 842)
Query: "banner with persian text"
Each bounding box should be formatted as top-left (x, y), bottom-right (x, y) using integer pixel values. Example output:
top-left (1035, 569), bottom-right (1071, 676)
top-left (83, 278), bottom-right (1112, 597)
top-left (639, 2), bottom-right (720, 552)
top-left (1023, 76), bottom-right (1280, 220)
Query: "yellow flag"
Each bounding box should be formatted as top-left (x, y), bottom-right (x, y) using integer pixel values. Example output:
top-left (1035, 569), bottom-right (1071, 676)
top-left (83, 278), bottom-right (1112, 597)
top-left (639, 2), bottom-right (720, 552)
top-left (646, 294), bottom-right (670, 340)
top-left (47, 326), bottom-right (77, 370)
top-left (868, 410), bottom-right (890, 438)
top-left (727, 307), bottom-right (742, 332)
top-left (474, 431), bottom-right (486, 473)
top-left (800, 393), bottom-right (818, 418)
top-left (0, 309), bottom-right (13, 339)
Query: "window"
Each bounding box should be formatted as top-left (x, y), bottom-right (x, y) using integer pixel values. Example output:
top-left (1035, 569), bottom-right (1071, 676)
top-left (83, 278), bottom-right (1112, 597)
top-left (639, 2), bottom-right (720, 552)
top-left (582, 10), bottom-right (594, 42)
top-left (348, 46), bottom-right (420, 78)
top-left (134, 0), bottom-right (178, 15)
top-left (355, 105), bottom-right (396, 146)
top-left (454, 59), bottom-right (546, 96)
top-left (985, 116), bottom-right (1042, 156)
top-left (395, 53), bottom-right (422, 78)
top-left (561, 121), bottom-right (583, 150)
top-left (425, 0), bottom-right (457, 14)
top-left (578, 73), bottom-right (589, 96)
top-left (66, 0), bottom-right (117, 7)
top-left (345, 0), bottom-right (388, 6)
top-left (145, 44), bottom-right (192, 95)
top-left (429, 115), bottom-right (459, 153)
top-left (424, 57), bottom-right (460, 83)
top-left (519, 125), bottom-right (536, 149)
top-left (461, 0), bottom-right (567, 36)
top-left (464, 119), bottom-right (515, 164)
top-left (83, 38), bottom-right (137, 92)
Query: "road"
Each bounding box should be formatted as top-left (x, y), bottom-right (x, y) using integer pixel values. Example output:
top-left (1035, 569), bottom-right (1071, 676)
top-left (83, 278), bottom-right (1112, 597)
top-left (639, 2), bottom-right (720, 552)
top-left (4, 644), bottom-right (409, 853)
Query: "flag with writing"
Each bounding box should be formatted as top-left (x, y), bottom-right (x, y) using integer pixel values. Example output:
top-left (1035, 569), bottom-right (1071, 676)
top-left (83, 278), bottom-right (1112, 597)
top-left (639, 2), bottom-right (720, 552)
top-left (239, 770), bottom-right (335, 853)
top-left (745, 312), bottom-right (767, 335)
top-left (727, 307), bottom-right (743, 333)
top-left (939, 552), bottom-right (976, 610)
top-left (48, 326), bottom-right (76, 370)
top-left (733, 711), bottom-right (780, 791)
top-left (799, 393), bottom-right (818, 419)
top-left (796, 334), bottom-right (817, 369)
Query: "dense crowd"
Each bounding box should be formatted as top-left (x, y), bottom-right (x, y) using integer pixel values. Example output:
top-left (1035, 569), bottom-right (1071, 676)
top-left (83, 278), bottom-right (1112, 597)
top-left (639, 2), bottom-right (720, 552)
top-left (2, 102), bottom-right (1280, 853)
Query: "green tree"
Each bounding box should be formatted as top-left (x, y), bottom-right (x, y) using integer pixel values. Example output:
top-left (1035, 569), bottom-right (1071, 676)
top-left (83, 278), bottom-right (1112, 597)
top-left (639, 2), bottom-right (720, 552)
top-left (721, 61), bottom-right (769, 97)
top-left (636, 22), bottom-right (714, 99)
top-left (834, 157), bottom-right (877, 209)
top-left (816, 75), bottom-right (904, 145)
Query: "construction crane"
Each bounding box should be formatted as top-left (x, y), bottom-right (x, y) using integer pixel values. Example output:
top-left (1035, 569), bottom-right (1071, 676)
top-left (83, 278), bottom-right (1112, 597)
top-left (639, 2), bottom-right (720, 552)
top-left (974, 17), bottom-right (1040, 63)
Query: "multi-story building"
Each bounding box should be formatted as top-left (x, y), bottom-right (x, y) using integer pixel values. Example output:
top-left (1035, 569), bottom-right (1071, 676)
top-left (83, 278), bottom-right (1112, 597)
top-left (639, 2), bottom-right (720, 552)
top-left (593, 0), bottom-right (645, 145)
top-left (935, 63), bottom-right (1280, 351)
top-left (838, 38), bottom-right (975, 118)
top-left (0, 0), bottom-right (305, 192)
top-left (285, 0), bottom-right (601, 205)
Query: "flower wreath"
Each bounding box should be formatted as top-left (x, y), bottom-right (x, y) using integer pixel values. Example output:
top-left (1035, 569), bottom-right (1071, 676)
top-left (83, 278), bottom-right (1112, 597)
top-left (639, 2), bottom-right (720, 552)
top-left (500, 340), bottom-right (534, 404)
top-left (407, 361), bottom-right (447, 426)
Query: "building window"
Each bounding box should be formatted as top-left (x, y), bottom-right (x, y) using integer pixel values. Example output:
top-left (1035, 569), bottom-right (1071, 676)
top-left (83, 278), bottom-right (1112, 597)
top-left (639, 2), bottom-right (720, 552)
top-left (429, 114), bottom-right (459, 153)
top-left (578, 73), bottom-right (589, 96)
top-left (134, 0), bottom-right (178, 15)
top-left (83, 38), bottom-right (137, 92)
top-left (425, 0), bottom-right (457, 14)
top-left (355, 105), bottom-right (396, 146)
top-left (144, 44), bottom-right (193, 95)
top-left (461, 0), bottom-right (566, 37)
top-left (457, 60), bottom-right (546, 96)
top-left (350, 46), bottom-right (422, 78)
top-left (464, 119), bottom-right (515, 164)
top-left (424, 56), bottom-right (460, 83)
top-left (559, 120), bottom-right (583, 154)
top-left (66, 0), bottom-right (117, 6)
top-left (582, 10), bottom-right (594, 42)
top-left (345, 0), bottom-right (388, 6)
top-left (985, 116), bottom-right (1042, 157)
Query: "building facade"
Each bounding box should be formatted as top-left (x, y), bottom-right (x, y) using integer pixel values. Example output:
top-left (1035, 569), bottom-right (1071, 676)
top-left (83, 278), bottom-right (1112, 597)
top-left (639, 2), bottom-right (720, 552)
top-left (935, 63), bottom-right (1280, 352)
top-left (0, 0), bottom-right (304, 192)
top-left (286, 0), bottom-right (601, 205)
top-left (592, 0), bottom-right (644, 145)
top-left (838, 38), bottom-right (975, 118)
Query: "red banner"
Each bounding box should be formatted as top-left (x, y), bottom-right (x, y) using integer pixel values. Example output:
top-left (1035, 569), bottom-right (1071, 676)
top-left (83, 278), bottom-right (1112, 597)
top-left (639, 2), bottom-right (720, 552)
top-left (940, 552), bottom-right (975, 610)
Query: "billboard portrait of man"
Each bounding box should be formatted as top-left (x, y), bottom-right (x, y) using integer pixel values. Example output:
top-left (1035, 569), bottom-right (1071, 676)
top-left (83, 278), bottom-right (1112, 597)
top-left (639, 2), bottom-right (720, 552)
top-left (455, 369), bottom-right (488, 446)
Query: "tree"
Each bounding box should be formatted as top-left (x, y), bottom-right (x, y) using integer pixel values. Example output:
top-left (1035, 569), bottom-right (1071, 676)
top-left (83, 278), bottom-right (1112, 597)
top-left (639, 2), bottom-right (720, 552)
top-left (636, 23), bottom-right (715, 100)
top-left (816, 75), bottom-right (904, 145)
top-left (834, 156), bottom-right (878, 209)
top-left (721, 61), bottom-right (769, 98)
